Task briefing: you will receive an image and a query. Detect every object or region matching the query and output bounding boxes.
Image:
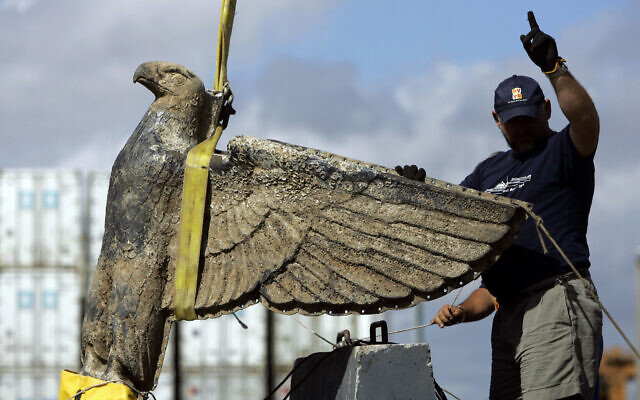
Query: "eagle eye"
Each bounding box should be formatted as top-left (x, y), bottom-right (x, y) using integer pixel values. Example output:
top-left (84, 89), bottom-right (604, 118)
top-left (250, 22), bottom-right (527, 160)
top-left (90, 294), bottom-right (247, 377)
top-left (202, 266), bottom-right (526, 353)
top-left (164, 69), bottom-right (187, 85)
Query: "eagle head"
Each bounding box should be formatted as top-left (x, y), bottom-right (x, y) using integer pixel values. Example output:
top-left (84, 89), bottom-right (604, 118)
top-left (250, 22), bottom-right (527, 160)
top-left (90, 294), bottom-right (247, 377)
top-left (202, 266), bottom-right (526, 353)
top-left (134, 61), bottom-right (205, 99)
top-left (133, 61), bottom-right (215, 142)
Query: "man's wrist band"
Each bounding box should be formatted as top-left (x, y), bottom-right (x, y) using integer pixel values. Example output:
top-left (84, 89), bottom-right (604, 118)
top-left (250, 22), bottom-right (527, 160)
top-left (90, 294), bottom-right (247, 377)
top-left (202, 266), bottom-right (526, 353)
top-left (544, 58), bottom-right (568, 79)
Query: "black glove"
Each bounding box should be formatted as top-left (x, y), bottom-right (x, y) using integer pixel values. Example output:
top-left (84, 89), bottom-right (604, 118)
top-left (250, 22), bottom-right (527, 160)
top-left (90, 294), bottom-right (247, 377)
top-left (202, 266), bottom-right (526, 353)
top-left (520, 11), bottom-right (562, 73)
top-left (394, 164), bottom-right (426, 182)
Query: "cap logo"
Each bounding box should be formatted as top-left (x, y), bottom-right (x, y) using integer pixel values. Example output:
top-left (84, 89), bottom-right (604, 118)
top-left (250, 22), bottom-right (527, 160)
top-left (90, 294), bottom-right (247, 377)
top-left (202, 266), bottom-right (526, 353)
top-left (512, 87), bottom-right (522, 100)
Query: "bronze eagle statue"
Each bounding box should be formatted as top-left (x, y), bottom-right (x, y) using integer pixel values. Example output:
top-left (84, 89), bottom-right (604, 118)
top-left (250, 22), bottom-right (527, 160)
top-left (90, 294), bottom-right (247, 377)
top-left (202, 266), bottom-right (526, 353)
top-left (80, 61), bottom-right (527, 392)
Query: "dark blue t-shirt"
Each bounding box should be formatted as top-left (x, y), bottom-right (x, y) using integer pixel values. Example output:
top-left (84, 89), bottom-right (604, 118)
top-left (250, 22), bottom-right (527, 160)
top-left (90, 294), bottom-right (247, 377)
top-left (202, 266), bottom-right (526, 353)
top-left (460, 125), bottom-right (594, 302)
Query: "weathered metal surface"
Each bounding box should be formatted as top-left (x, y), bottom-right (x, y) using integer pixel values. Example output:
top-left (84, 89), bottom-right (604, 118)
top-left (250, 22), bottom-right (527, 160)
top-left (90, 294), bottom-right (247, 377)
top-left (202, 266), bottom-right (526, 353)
top-left (81, 61), bottom-right (528, 392)
top-left (81, 61), bottom-right (222, 391)
top-left (172, 135), bottom-right (529, 319)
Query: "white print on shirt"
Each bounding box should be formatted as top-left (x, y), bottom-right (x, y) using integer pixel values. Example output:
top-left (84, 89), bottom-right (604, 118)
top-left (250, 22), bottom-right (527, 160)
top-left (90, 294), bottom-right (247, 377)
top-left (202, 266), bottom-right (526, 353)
top-left (485, 175), bottom-right (532, 194)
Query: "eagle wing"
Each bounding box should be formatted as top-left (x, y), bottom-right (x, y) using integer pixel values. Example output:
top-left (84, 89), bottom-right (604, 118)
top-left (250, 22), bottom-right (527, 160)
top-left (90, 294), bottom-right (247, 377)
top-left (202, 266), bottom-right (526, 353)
top-left (193, 136), bottom-right (527, 318)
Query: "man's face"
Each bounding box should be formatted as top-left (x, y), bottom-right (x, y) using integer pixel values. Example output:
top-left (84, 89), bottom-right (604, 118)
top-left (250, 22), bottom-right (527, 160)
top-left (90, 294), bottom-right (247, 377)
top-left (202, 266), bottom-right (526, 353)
top-left (494, 100), bottom-right (551, 156)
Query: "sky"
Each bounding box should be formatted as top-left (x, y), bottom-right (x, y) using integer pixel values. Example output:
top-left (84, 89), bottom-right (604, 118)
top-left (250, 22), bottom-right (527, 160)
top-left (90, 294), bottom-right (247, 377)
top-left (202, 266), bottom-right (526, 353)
top-left (1, 0), bottom-right (640, 397)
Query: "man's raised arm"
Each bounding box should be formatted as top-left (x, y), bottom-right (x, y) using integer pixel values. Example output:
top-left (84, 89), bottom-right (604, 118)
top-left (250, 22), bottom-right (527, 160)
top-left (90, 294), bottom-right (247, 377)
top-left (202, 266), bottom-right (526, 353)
top-left (521, 11), bottom-right (599, 157)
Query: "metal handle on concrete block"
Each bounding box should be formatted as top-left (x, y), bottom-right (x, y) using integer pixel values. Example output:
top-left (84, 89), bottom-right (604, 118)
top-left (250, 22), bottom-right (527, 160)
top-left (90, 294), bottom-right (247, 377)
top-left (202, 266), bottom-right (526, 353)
top-left (369, 321), bottom-right (388, 344)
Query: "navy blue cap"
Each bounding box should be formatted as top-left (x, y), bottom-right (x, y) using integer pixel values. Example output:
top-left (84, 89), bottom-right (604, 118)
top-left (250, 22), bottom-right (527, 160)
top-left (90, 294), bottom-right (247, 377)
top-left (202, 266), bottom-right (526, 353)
top-left (494, 75), bottom-right (545, 123)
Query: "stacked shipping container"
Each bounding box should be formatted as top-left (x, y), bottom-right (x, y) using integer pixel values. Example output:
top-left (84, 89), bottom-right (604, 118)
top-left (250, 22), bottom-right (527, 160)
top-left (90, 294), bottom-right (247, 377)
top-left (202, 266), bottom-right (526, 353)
top-left (0, 170), bottom-right (378, 399)
top-left (0, 170), bottom-right (83, 269)
top-left (0, 170), bottom-right (83, 400)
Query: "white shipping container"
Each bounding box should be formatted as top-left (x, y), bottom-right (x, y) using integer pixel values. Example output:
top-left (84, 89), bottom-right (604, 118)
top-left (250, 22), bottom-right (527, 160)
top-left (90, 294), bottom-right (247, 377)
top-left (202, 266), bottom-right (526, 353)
top-left (87, 171), bottom-right (110, 272)
top-left (179, 307), bottom-right (378, 370)
top-left (151, 371), bottom-right (175, 400)
top-left (183, 370), bottom-right (264, 400)
top-left (0, 170), bottom-right (83, 269)
top-left (180, 305), bottom-right (266, 368)
top-left (161, 327), bottom-right (175, 371)
top-left (0, 370), bottom-right (58, 400)
top-left (0, 270), bottom-right (81, 368)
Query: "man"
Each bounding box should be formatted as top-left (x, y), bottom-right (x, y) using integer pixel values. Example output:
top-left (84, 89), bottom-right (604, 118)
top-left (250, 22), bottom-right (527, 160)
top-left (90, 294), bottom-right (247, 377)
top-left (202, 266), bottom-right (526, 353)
top-left (398, 11), bottom-right (602, 399)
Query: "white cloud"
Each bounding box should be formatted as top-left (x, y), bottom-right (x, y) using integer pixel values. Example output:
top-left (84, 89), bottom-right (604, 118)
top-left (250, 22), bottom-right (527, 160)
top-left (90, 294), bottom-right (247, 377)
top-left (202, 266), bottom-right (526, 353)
top-left (593, 163), bottom-right (640, 215)
top-left (0, 0), bottom-right (39, 13)
top-left (55, 131), bottom-right (127, 171)
top-left (0, 0), bottom-right (338, 168)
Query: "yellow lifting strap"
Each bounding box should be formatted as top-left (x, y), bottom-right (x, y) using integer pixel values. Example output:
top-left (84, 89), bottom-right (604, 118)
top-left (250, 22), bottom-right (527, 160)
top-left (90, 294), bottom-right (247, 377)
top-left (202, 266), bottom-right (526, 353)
top-left (58, 370), bottom-right (136, 400)
top-left (174, 0), bottom-right (237, 321)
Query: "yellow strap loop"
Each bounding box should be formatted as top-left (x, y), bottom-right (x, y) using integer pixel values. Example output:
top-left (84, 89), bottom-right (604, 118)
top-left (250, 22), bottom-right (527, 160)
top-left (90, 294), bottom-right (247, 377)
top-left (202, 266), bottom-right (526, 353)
top-left (174, 0), bottom-right (236, 321)
top-left (58, 370), bottom-right (137, 400)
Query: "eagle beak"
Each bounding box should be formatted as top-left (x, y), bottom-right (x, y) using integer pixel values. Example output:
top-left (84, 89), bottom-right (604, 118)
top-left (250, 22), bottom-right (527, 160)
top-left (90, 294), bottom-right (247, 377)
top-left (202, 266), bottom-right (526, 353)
top-left (133, 62), bottom-right (153, 84)
top-left (133, 62), bottom-right (163, 97)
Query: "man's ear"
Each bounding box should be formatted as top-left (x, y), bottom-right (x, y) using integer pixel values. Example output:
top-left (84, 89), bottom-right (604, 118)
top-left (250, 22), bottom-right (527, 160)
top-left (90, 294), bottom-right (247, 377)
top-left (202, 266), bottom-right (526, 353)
top-left (492, 110), bottom-right (501, 127)
top-left (544, 99), bottom-right (551, 120)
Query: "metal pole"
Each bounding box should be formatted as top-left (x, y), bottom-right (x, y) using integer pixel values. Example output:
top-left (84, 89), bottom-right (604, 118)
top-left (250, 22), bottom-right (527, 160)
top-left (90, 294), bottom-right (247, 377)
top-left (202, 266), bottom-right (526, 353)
top-left (266, 310), bottom-right (274, 400)
top-left (173, 321), bottom-right (182, 400)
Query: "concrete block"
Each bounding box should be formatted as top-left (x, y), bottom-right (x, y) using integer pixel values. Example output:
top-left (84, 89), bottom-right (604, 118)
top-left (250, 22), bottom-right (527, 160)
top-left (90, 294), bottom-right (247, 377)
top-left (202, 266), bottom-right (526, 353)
top-left (290, 343), bottom-right (436, 400)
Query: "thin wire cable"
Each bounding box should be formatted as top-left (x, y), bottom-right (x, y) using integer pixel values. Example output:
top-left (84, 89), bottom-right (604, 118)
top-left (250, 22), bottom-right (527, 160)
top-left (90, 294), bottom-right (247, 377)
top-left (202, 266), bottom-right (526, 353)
top-left (281, 351), bottom-right (338, 400)
top-left (350, 321), bottom-right (435, 343)
top-left (263, 352), bottom-right (318, 400)
top-left (442, 387), bottom-right (462, 400)
top-left (524, 207), bottom-right (640, 361)
top-left (445, 286), bottom-right (466, 322)
top-left (352, 285), bottom-right (480, 342)
top-left (450, 285), bottom-right (464, 307)
top-left (292, 316), bottom-right (337, 348)
top-left (386, 321), bottom-right (435, 336)
top-left (63, 379), bottom-right (156, 400)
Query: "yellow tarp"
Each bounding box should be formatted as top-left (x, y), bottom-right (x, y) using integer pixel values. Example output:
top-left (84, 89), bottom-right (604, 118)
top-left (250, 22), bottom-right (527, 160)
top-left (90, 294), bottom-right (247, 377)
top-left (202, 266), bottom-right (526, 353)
top-left (58, 370), bottom-right (136, 400)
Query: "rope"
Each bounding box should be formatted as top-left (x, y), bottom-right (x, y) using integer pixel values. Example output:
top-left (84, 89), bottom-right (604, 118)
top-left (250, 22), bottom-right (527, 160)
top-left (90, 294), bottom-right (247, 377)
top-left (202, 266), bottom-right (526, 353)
top-left (352, 286), bottom-right (473, 342)
top-left (523, 207), bottom-right (640, 361)
top-left (441, 387), bottom-right (462, 400)
top-left (449, 285), bottom-right (464, 307)
top-left (532, 214), bottom-right (549, 254)
top-left (383, 321), bottom-right (434, 337)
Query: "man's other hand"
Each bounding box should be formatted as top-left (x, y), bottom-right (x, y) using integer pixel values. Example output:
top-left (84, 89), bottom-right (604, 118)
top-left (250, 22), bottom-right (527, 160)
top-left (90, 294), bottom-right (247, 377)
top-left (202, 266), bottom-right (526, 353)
top-left (520, 11), bottom-right (561, 73)
top-left (431, 304), bottom-right (464, 328)
top-left (395, 164), bottom-right (426, 182)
